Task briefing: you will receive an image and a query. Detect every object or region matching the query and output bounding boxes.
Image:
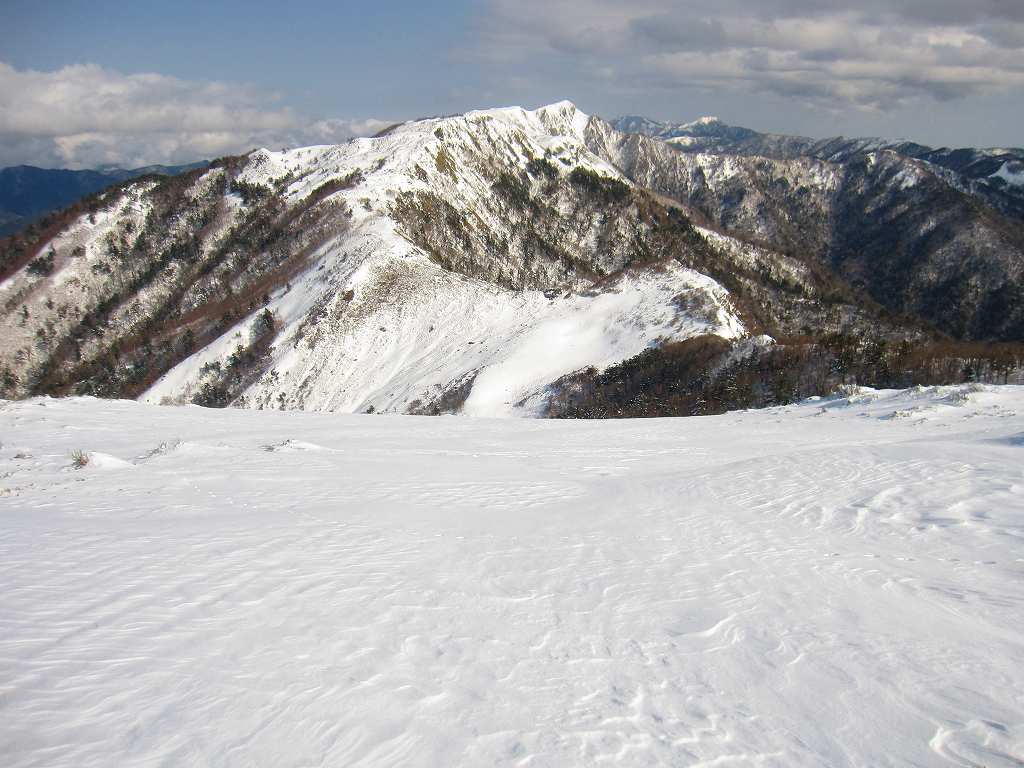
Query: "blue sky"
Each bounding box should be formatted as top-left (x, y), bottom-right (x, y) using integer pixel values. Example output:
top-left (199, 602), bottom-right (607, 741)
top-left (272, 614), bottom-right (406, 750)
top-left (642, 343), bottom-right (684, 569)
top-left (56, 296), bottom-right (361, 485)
top-left (0, 0), bottom-right (479, 118)
top-left (1, 0), bottom-right (1022, 167)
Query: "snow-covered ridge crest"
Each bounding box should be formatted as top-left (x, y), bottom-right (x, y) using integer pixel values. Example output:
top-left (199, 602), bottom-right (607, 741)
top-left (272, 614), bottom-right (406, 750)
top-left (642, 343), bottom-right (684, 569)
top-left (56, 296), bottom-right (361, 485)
top-left (1, 96), bottom-right (760, 416)
top-left (14, 98), bottom-right (1015, 416)
top-left (140, 98), bottom-right (743, 414)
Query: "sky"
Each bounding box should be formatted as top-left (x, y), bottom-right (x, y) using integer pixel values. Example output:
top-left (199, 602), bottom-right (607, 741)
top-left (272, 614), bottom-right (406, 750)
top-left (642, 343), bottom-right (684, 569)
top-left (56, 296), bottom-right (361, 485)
top-left (1, 0), bottom-right (1022, 168)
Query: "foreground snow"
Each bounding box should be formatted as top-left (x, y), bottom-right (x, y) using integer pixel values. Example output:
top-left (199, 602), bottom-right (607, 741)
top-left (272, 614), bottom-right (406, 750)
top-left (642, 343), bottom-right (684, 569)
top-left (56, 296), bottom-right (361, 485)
top-left (1, 386), bottom-right (1023, 766)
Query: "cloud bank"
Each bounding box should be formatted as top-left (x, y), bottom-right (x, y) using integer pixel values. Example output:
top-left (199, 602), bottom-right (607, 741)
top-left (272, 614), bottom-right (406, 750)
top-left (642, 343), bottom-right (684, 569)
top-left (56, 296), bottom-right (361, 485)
top-left (474, 0), bottom-right (1024, 111)
top-left (0, 63), bottom-right (392, 169)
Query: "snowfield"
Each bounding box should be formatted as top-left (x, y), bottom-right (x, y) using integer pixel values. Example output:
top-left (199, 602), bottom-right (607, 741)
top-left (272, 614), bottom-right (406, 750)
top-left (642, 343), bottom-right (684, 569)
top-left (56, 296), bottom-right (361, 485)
top-left (2, 387), bottom-right (1023, 767)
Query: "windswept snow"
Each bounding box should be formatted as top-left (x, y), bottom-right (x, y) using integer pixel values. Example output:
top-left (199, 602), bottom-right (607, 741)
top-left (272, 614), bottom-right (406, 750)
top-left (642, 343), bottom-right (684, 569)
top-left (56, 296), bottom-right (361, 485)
top-left (2, 387), bottom-right (1023, 767)
top-left (460, 267), bottom-right (739, 417)
top-left (143, 260), bottom-right (741, 417)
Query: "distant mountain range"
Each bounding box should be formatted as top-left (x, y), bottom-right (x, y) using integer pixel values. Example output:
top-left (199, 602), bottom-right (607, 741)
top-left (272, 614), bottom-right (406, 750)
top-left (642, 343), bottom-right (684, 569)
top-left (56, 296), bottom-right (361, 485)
top-left (611, 115), bottom-right (1024, 219)
top-left (1, 103), bottom-right (1022, 415)
top-left (0, 162), bottom-right (207, 236)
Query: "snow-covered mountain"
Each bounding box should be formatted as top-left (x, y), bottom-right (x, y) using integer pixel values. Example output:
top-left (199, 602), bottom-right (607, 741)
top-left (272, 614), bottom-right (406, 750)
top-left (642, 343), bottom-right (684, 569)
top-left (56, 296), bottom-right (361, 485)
top-left (603, 115), bottom-right (1024, 338)
top-left (611, 114), bottom-right (1024, 221)
top-left (0, 103), bottom-right (759, 414)
top-left (1, 101), bottom-right (1022, 415)
top-left (614, 114), bottom-right (761, 147)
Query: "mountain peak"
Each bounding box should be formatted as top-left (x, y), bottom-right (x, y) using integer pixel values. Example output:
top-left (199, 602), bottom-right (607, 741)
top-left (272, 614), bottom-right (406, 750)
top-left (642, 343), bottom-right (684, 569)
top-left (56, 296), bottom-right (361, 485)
top-left (683, 116), bottom-right (723, 128)
top-left (534, 100), bottom-right (590, 139)
top-left (611, 113), bottom-right (760, 144)
top-left (537, 99), bottom-right (580, 113)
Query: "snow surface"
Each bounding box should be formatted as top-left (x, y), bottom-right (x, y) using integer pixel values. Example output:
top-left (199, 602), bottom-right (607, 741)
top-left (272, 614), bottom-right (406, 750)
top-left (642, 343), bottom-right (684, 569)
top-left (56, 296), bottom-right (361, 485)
top-left (2, 387), bottom-right (1023, 767)
top-left (992, 161), bottom-right (1024, 187)
top-left (141, 260), bottom-right (741, 417)
top-left (682, 116), bottom-right (722, 128)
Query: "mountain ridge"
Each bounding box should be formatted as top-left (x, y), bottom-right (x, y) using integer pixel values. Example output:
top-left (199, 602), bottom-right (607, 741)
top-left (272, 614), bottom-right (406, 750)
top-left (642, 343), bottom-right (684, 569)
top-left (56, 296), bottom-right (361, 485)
top-left (610, 114), bottom-right (1024, 221)
top-left (1, 100), bottom-right (1022, 415)
top-left (611, 113), bottom-right (1024, 158)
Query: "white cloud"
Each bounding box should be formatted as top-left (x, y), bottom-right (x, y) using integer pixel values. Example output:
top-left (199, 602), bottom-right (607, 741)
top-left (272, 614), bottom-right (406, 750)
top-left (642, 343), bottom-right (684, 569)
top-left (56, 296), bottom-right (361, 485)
top-left (305, 118), bottom-right (398, 144)
top-left (0, 63), bottom-right (390, 169)
top-left (472, 0), bottom-right (1024, 111)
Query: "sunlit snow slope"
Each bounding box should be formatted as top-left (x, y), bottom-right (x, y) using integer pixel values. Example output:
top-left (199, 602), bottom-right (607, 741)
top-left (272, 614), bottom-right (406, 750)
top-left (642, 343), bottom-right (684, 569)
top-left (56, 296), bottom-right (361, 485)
top-left (0, 101), bottom-right (746, 415)
top-left (2, 388), bottom-right (1023, 766)
top-left (139, 103), bottom-right (742, 415)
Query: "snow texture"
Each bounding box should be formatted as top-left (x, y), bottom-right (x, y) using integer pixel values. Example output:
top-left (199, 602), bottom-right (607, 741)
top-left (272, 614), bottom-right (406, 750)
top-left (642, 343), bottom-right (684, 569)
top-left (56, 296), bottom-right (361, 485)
top-left (2, 387), bottom-right (1023, 766)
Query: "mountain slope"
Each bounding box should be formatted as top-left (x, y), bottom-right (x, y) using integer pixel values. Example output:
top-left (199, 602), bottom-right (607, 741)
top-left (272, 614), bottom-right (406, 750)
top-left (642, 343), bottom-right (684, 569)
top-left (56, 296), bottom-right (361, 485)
top-left (1, 102), bottom-right (1020, 415)
top-left (598, 117), bottom-right (1024, 340)
top-left (2, 104), bottom-right (786, 414)
top-left (611, 115), bottom-right (1024, 221)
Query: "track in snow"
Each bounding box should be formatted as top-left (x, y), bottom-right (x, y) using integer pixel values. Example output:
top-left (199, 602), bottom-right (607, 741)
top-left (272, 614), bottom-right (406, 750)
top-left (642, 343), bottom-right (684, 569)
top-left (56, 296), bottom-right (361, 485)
top-left (1, 387), bottom-right (1023, 766)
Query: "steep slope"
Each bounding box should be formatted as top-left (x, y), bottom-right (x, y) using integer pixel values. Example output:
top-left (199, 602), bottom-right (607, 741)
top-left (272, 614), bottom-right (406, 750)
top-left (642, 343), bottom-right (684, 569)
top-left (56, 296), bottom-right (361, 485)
top-left (2, 103), bottom-right (788, 415)
top-left (3, 102), bottom-right (1017, 416)
top-left (612, 115), bottom-right (1024, 223)
top-left (599, 117), bottom-right (1024, 340)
